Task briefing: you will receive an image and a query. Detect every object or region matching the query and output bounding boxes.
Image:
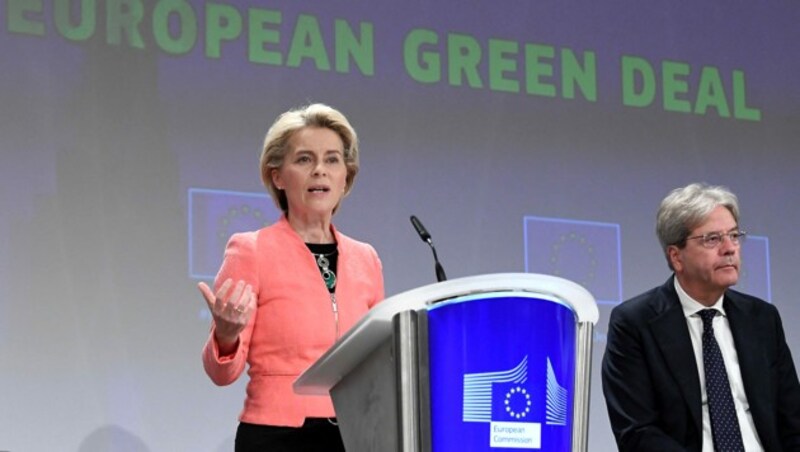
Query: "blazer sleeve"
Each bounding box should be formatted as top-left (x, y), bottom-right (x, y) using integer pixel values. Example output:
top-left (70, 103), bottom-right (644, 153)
top-left (365, 243), bottom-right (385, 308)
top-left (602, 306), bottom-right (690, 452)
top-left (201, 232), bottom-right (259, 386)
top-left (772, 307), bottom-right (800, 449)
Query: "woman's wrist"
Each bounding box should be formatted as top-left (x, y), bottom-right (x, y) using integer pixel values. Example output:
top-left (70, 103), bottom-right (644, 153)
top-left (215, 333), bottom-right (239, 356)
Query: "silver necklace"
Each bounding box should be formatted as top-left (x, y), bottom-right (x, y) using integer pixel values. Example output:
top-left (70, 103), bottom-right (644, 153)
top-left (316, 252), bottom-right (337, 290)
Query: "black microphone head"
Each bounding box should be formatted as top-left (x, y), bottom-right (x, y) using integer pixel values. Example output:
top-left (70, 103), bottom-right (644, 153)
top-left (410, 215), bottom-right (448, 283)
top-left (410, 215), bottom-right (431, 242)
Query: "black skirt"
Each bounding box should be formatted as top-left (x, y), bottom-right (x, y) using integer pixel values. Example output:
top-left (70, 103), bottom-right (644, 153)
top-left (235, 418), bottom-right (345, 452)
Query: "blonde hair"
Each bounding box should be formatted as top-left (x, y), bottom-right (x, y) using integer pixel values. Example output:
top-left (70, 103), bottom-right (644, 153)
top-left (259, 103), bottom-right (360, 214)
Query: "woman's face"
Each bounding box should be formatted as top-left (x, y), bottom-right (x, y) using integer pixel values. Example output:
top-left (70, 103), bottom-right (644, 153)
top-left (271, 127), bottom-right (348, 219)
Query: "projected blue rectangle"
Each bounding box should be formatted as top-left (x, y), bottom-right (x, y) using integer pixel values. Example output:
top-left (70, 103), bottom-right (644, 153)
top-left (188, 188), bottom-right (280, 280)
top-left (733, 235), bottom-right (771, 302)
top-left (524, 216), bottom-right (622, 305)
top-left (427, 292), bottom-right (576, 451)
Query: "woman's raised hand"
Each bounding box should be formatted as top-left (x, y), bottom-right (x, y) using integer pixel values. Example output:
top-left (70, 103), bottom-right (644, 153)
top-left (198, 279), bottom-right (256, 353)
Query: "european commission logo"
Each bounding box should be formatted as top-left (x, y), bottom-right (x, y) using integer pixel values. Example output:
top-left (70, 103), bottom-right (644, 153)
top-left (463, 356), bottom-right (568, 449)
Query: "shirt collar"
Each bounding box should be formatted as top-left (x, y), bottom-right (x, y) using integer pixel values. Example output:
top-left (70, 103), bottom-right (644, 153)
top-left (674, 275), bottom-right (726, 319)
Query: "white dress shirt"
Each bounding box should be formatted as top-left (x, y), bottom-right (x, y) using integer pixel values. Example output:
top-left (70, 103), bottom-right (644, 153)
top-left (675, 277), bottom-right (763, 452)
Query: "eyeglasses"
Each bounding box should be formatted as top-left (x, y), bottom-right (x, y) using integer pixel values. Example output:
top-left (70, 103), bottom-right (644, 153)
top-left (685, 230), bottom-right (747, 249)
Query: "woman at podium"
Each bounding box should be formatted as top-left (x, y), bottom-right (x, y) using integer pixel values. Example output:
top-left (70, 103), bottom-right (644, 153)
top-left (197, 103), bottom-right (385, 451)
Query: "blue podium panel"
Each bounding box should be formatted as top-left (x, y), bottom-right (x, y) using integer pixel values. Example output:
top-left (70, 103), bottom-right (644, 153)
top-left (427, 292), bottom-right (577, 451)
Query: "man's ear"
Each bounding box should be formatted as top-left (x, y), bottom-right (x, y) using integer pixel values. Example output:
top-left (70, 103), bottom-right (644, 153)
top-left (667, 245), bottom-right (683, 273)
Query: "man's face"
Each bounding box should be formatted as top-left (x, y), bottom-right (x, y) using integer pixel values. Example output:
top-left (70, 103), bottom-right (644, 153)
top-left (668, 205), bottom-right (741, 305)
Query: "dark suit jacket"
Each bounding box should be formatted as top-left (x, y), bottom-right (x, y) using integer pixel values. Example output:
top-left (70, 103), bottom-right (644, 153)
top-left (602, 277), bottom-right (800, 451)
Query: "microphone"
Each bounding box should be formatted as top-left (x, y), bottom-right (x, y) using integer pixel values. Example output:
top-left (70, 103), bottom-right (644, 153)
top-left (410, 215), bottom-right (447, 282)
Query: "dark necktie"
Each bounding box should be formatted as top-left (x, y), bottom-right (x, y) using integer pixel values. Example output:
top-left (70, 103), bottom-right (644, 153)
top-left (699, 309), bottom-right (745, 452)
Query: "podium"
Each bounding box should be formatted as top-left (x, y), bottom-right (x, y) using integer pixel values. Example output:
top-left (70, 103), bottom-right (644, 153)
top-left (294, 273), bottom-right (598, 451)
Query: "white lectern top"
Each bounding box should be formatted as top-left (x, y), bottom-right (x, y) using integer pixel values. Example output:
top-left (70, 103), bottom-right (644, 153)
top-left (294, 272), bottom-right (597, 395)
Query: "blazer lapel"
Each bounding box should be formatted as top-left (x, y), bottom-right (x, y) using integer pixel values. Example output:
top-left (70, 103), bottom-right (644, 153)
top-left (725, 294), bottom-right (772, 441)
top-left (648, 280), bottom-right (704, 433)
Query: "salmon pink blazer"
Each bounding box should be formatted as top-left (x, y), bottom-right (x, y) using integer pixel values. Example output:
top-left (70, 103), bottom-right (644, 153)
top-left (202, 216), bottom-right (385, 426)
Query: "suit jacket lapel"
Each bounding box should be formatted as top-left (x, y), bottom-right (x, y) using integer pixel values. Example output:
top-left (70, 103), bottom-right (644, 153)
top-left (725, 293), bottom-right (772, 441)
top-left (649, 278), bottom-right (704, 433)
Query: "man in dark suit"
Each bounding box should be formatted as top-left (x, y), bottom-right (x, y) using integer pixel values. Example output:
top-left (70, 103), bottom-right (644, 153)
top-left (602, 183), bottom-right (800, 451)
